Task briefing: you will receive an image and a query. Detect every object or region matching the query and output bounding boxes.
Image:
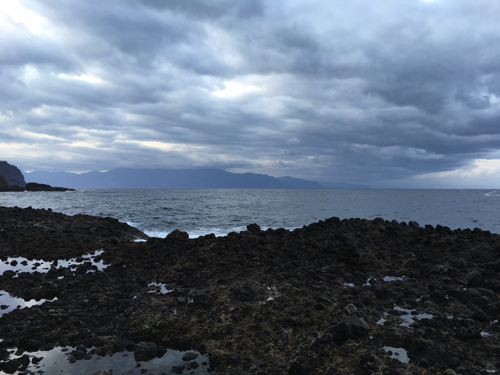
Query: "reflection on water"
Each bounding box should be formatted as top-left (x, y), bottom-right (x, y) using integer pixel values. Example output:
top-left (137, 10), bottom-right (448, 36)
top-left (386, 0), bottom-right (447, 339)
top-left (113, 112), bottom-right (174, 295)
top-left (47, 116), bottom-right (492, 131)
top-left (147, 282), bottom-right (174, 294)
top-left (0, 250), bottom-right (106, 316)
top-left (0, 250), bottom-right (107, 276)
top-left (0, 291), bottom-right (57, 316)
top-left (383, 346), bottom-right (409, 364)
top-left (3, 346), bottom-right (210, 374)
top-left (393, 306), bottom-right (433, 328)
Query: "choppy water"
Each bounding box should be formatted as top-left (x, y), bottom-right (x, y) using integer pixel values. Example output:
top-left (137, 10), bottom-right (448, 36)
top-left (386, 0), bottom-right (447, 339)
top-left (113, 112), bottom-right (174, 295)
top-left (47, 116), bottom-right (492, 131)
top-left (1, 189), bottom-right (500, 236)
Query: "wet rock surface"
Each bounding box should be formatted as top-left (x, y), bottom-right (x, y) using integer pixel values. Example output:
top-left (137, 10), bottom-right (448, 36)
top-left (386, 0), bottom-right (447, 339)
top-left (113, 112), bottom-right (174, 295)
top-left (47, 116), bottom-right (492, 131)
top-left (0, 206), bottom-right (147, 260)
top-left (0, 207), bottom-right (499, 374)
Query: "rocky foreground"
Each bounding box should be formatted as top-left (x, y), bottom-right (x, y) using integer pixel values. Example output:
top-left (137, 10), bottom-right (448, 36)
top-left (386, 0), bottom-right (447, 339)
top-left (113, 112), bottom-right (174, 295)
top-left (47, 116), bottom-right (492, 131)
top-left (0, 206), bottom-right (499, 374)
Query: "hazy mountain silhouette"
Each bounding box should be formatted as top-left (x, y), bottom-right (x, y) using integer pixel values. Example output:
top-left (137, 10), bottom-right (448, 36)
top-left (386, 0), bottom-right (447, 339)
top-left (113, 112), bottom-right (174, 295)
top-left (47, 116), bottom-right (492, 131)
top-left (25, 168), bottom-right (329, 189)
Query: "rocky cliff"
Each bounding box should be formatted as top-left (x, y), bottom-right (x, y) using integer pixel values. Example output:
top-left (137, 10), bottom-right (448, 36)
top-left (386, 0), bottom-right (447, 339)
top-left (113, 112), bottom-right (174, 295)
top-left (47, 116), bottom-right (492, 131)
top-left (0, 161), bottom-right (74, 192)
top-left (0, 161), bottom-right (26, 187)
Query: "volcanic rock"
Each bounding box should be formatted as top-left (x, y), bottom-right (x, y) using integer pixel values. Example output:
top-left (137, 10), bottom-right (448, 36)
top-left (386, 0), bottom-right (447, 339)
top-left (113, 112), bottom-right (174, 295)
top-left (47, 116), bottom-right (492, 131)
top-left (24, 182), bottom-right (75, 192)
top-left (331, 316), bottom-right (370, 344)
top-left (134, 342), bottom-right (158, 361)
top-left (0, 208), bottom-right (500, 374)
top-left (181, 351), bottom-right (199, 361)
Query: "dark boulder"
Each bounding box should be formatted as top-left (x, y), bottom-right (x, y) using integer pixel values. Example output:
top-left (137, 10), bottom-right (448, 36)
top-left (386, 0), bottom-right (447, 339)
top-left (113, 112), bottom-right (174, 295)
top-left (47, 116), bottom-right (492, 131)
top-left (166, 229), bottom-right (190, 243)
top-left (0, 358), bottom-right (22, 374)
top-left (408, 338), bottom-right (447, 369)
top-left (171, 364), bottom-right (186, 373)
top-left (331, 317), bottom-right (370, 344)
top-left (133, 342), bottom-right (158, 361)
top-left (2, 270), bottom-right (16, 278)
top-left (182, 352), bottom-right (199, 361)
top-left (371, 283), bottom-right (391, 299)
top-left (247, 223), bottom-right (261, 232)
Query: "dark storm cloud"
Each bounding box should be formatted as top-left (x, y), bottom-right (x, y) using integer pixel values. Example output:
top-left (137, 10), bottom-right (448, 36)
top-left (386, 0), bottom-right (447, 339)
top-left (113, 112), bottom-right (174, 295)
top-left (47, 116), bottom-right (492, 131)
top-left (2, 0), bottom-right (500, 187)
top-left (139, 0), bottom-right (265, 20)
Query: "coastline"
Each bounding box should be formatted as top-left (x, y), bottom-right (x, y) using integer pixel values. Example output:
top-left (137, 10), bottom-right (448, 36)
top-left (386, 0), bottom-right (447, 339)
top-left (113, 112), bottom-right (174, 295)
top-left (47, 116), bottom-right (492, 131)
top-left (0, 206), bottom-right (499, 374)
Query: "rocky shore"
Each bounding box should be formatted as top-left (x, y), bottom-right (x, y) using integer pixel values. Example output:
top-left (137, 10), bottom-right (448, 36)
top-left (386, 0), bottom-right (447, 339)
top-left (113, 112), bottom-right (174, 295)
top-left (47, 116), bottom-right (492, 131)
top-left (0, 182), bottom-right (75, 192)
top-left (0, 206), bottom-right (499, 374)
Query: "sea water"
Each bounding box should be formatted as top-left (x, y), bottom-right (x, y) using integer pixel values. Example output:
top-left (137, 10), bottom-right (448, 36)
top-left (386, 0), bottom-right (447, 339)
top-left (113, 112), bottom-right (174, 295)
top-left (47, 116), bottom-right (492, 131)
top-left (1, 189), bottom-right (500, 236)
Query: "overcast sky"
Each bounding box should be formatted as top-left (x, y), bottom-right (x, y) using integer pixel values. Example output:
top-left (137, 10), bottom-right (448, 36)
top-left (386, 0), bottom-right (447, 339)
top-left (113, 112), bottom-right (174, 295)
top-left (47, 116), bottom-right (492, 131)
top-left (1, 0), bottom-right (500, 188)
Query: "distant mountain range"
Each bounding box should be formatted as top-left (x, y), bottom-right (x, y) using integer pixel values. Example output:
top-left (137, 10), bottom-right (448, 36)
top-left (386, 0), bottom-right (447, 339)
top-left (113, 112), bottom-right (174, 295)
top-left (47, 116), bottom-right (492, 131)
top-left (24, 168), bottom-right (337, 189)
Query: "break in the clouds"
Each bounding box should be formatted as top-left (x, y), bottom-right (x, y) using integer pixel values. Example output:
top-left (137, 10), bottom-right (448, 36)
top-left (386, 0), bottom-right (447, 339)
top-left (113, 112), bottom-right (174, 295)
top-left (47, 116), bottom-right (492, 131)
top-left (1, 0), bottom-right (500, 188)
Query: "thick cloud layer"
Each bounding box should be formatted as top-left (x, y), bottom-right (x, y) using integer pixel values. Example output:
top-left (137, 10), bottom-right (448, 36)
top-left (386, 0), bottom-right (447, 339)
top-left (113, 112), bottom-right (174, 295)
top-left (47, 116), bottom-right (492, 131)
top-left (2, 0), bottom-right (500, 187)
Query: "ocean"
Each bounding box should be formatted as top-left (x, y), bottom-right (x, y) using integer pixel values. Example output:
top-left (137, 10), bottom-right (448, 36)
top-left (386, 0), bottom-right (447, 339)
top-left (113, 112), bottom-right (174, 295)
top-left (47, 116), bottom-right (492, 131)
top-left (1, 188), bottom-right (500, 236)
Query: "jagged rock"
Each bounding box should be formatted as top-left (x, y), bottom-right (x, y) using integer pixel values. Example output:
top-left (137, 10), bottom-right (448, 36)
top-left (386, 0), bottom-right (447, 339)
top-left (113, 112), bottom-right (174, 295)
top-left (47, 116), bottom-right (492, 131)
top-left (246, 223), bottom-right (261, 232)
top-left (0, 358), bottom-right (22, 374)
top-left (371, 282), bottom-right (391, 299)
top-left (331, 317), bottom-right (370, 344)
top-left (408, 338), bottom-right (447, 369)
top-left (166, 229), bottom-right (190, 242)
